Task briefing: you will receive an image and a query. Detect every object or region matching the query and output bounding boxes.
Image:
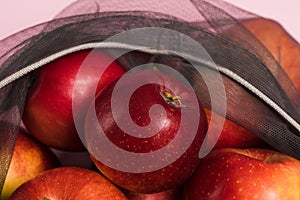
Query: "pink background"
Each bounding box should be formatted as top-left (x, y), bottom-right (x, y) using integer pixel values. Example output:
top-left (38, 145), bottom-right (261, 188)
top-left (0, 0), bottom-right (299, 42)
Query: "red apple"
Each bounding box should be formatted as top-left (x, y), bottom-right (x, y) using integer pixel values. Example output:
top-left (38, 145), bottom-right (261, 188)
top-left (204, 109), bottom-right (266, 149)
top-left (23, 49), bottom-right (126, 151)
top-left (184, 148), bottom-right (300, 200)
top-left (9, 167), bottom-right (128, 200)
top-left (0, 128), bottom-right (60, 200)
top-left (125, 188), bottom-right (182, 200)
top-left (85, 69), bottom-right (208, 193)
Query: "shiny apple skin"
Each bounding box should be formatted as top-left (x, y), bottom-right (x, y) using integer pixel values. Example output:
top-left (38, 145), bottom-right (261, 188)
top-left (9, 167), bottom-right (128, 200)
top-left (1, 129), bottom-right (60, 200)
top-left (86, 70), bottom-right (208, 193)
top-left (184, 148), bottom-right (300, 200)
top-left (23, 50), bottom-right (125, 151)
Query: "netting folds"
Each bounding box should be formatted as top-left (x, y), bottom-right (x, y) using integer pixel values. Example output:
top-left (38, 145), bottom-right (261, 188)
top-left (0, 0), bottom-right (300, 193)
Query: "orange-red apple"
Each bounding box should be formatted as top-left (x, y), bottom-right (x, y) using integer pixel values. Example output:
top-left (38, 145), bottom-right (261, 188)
top-left (0, 129), bottom-right (60, 200)
top-left (241, 18), bottom-right (300, 93)
top-left (208, 18), bottom-right (300, 150)
top-left (184, 148), bottom-right (300, 200)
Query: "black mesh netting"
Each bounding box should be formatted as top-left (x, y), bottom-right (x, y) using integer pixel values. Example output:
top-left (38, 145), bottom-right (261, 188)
top-left (0, 0), bottom-right (299, 193)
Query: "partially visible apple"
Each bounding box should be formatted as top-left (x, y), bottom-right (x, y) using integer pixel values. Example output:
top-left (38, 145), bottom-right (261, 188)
top-left (204, 109), bottom-right (266, 149)
top-left (9, 167), bottom-right (128, 200)
top-left (23, 49), bottom-right (126, 151)
top-left (241, 18), bottom-right (300, 93)
top-left (184, 148), bottom-right (300, 200)
top-left (222, 17), bottom-right (300, 93)
top-left (85, 69), bottom-right (208, 193)
top-left (0, 129), bottom-right (60, 200)
top-left (204, 17), bottom-right (300, 150)
top-left (125, 188), bottom-right (182, 200)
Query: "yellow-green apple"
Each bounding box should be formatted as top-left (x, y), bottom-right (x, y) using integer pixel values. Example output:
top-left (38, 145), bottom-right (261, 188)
top-left (125, 188), bottom-right (182, 200)
top-left (0, 129), bottom-right (60, 200)
top-left (85, 69), bottom-right (208, 193)
top-left (9, 167), bottom-right (128, 200)
top-left (184, 148), bottom-right (300, 200)
top-left (23, 49), bottom-right (126, 151)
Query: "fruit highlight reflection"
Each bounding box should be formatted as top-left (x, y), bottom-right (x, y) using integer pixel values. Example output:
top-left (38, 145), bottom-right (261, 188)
top-left (85, 67), bottom-right (208, 193)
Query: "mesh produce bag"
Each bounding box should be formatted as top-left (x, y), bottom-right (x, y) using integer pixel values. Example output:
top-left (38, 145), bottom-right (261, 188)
top-left (0, 0), bottom-right (299, 193)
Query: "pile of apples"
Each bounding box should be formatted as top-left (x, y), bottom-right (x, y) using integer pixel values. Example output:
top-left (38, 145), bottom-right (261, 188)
top-left (1, 18), bottom-right (300, 200)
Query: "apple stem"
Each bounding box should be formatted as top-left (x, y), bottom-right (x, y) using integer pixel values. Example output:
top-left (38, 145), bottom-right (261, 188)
top-left (161, 90), bottom-right (181, 108)
top-left (153, 66), bottom-right (160, 71)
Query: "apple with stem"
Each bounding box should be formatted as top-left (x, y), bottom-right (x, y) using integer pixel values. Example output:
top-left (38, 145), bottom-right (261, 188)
top-left (85, 69), bottom-right (208, 193)
top-left (23, 49), bottom-right (125, 151)
top-left (184, 148), bottom-right (300, 200)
